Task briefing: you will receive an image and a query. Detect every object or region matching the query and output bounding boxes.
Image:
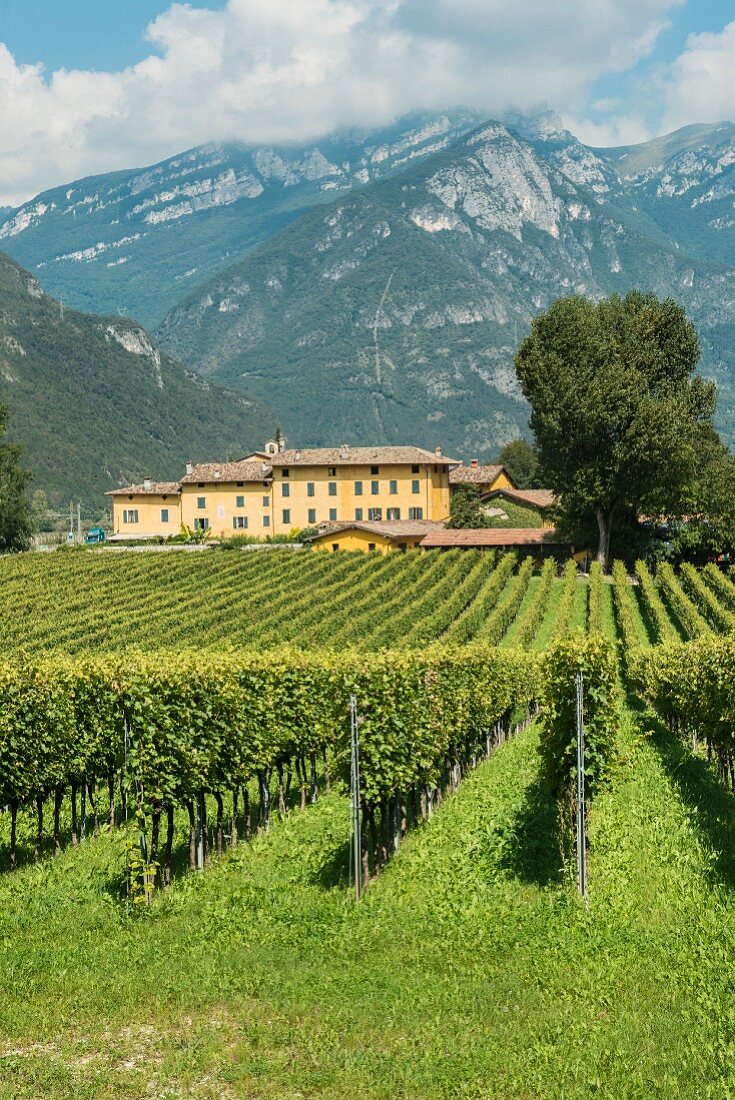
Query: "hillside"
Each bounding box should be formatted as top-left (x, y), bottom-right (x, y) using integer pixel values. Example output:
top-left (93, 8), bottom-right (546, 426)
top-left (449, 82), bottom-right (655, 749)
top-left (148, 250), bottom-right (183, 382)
top-left (0, 111), bottom-right (482, 329)
top-left (156, 119), bottom-right (735, 454)
top-left (0, 252), bottom-right (272, 508)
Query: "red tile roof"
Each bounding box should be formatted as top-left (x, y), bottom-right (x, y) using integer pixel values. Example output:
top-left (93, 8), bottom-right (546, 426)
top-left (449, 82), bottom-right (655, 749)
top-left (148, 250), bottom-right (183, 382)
top-left (180, 460), bottom-right (272, 484)
top-left (420, 527), bottom-right (567, 548)
top-left (106, 482), bottom-right (180, 497)
top-left (449, 464), bottom-right (514, 486)
top-left (482, 487), bottom-right (556, 509)
top-left (309, 520), bottom-right (444, 541)
top-left (270, 446), bottom-right (459, 467)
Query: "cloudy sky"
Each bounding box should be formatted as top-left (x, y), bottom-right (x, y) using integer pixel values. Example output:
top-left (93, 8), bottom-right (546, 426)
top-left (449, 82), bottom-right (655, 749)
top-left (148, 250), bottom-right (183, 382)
top-left (1, 0), bottom-right (735, 206)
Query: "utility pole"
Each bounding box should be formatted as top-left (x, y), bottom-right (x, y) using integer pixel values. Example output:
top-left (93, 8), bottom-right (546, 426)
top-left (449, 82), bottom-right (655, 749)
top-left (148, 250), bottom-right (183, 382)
top-left (69, 501), bottom-right (74, 542)
top-left (77, 502), bottom-right (82, 543)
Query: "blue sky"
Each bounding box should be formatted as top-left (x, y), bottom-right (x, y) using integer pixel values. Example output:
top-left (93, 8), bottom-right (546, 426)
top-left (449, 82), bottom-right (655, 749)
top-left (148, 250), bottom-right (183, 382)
top-left (1, 0), bottom-right (735, 204)
top-left (0, 1), bottom-right (222, 72)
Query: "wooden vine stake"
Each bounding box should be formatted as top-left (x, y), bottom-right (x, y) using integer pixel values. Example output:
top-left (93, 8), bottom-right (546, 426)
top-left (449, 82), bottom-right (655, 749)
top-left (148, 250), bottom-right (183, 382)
top-left (349, 694), bottom-right (362, 901)
top-left (575, 672), bottom-right (588, 906)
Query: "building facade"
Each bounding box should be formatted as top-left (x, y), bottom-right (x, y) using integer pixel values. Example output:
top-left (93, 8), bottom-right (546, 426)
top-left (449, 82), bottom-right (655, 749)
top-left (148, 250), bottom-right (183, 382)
top-left (108, 441), bottom-right (489, 540)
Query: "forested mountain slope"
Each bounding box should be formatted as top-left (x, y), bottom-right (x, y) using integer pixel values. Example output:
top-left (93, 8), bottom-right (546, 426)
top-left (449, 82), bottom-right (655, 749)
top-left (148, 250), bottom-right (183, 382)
top-left (0, 253), bottom-right (271, 506)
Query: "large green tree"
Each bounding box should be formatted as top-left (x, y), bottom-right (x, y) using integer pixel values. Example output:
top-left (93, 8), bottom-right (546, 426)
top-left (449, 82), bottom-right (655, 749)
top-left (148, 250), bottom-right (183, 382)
top-left (0, 405), bottom-right (32, 551)
top-left (515, 291), bottom-right (715, 571)
top-left (448, 484), bottom-right (492, 529)
top-left (494, 439), bottom-right (539, 489)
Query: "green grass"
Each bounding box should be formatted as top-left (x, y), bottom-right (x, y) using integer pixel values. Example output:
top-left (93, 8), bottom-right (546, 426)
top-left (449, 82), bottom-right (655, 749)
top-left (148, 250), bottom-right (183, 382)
top-left (500, 573), bottom-right (539, 646)
top-left (599, 578), bottom-right (618, 643)
top-left (2, 698), bottom-right (735, 1097)
top-left (569, 577), bottom-right (588, 632)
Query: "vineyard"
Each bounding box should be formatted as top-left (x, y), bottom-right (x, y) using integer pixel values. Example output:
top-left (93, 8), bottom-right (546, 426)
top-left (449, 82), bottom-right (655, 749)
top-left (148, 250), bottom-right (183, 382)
top-left (5, 546), bottom-right (735, 657)
top-left (5, 548), bottom-right (735, 1097)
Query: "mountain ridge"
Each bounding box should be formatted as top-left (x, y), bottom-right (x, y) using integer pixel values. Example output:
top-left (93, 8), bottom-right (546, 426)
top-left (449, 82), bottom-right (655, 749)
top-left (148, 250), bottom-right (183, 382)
top-left (155, 116), bottom-right (735, 455)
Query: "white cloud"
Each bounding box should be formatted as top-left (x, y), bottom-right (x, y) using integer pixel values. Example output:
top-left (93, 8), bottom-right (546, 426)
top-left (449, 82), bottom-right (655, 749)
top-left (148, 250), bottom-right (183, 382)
top-left (0, 0), bottom-right (682, 205)
top-left (662, 20), bottom-right (735, 131)
top-left (563, 112), bottom-right (653, 149)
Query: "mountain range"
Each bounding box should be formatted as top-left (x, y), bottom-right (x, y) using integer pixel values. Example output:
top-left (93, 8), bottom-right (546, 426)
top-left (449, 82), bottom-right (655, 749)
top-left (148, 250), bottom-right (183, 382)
top-left (3, 108), bottom-right (735, 493)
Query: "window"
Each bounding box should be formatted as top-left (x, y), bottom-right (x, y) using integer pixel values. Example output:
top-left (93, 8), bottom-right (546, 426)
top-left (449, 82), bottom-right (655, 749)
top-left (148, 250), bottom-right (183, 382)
top-left (197, 496), bottom-right (206, 509)
top-left (328, 466), bottom-right (337, 477)
top-left (408, 507), bottom-right (424, 520)
top-left (355, 508), bottom-right (363, 521)
top-left (282, 483), bottom-right (290, 498)
top-left (236, 481), bottom-right (244, 487)
top-left (387, 507), bottom-right (401, 520)
top-left (398, 542), bottom-right (408, 551)
top-left (368, 543), bottom-right (376, 552)
top-left (263, 515), bottom-right (270, 528)
top-left (307, 508), bottom-right (316, 524)
top-left (354, 480), bottom-right (363, 496)
top-left (329, 508), bottom-right (337, 521)
top-left (282, 509), bottom-right (291, 524)
top-left (371, 465), bottom-right (379, 475)
top-left (123, 509), bottom-right (138, 524)
top-left (236, 495), bottom-right (245, 508)
top-left (197, 482), bottom-right (205, 488)
top-left (232, 516), bottom-right (248, 529)
top-left (389, 480), bottom-right (398, 495)
top-left (368, 508), bottom-right (382, 521)
top-left (371, 480), bottom-right (379, 495)
top-left (332, 544), bottom-right (339, 552)
top-left (160, 508), bottom-right (169, 523)
top-left (262, 496), bottom-right (269, 507)
top-left (194, 517), bottom-right (209, 531)
top-left (328, 482), bottom-right (337, 496)
top-left (411, 479), bottom-right (420, 494)
top-left (411, 464), bottom-right (420, 474)
top-left (282, 468), bottom-right (290, 478)
top-left (307, 482), bottom-right (315, 497)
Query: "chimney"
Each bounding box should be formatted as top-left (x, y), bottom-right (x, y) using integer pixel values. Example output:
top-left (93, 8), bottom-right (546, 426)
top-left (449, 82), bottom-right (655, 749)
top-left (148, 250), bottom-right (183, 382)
top-left (295, 449), bottom-right (302, 461)
top-left (186, 462), bottom-right (193, 476)
top-left (339, 443), bottom-right (350, 459)
top-left (214, 467), bottom-right (221, 479)
top-left (143, 477), bottom-right (152, 491)
top-left (435, 446), bottom-right (442, 457)
top-left (470, 459), bottom-right (478, 468)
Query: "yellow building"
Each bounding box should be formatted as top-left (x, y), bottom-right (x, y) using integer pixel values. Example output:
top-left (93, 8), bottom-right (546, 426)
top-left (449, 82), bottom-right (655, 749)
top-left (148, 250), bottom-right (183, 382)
top-left (448, 461), bottom-right (516, 493)
top-left (108, 480), bottom-right (181, 538)
top-left (179, 459), bottom-right (273, 537)
top-left (108, 442), bottom-right (460, 540)
top-left (267, 445), bottom-right (456, 534)
top-left (308, 519), bottom-right (444, 553)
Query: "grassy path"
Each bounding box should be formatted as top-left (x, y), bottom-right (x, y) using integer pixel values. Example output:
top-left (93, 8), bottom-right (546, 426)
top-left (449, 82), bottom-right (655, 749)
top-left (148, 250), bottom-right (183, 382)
top-left (2, 703), bottom-right (735, 1097)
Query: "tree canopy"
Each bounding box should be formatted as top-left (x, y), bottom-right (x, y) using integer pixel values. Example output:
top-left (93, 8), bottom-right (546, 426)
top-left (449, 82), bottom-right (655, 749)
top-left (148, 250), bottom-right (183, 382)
top-left (448, 484), bottom-right (492, 529)
top-left (515, 291), bottom-right (715, 570)
top-left (494, 439), bottom-right (539, 489)
top-left (0, 404), bottom-right (32, 551)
